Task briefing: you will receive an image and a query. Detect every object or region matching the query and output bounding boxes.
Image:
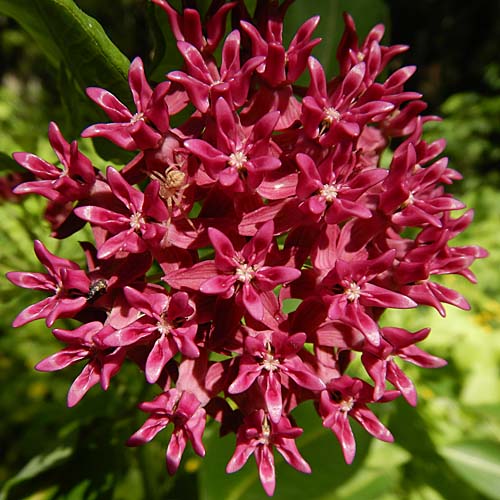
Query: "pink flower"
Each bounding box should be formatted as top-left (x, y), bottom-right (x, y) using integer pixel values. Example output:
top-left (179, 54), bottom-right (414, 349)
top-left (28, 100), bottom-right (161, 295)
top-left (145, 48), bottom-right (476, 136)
top-left (362, 327), bottom-right (447, 405)
top-left (152, 0), bottom-right (236, 55)
top-left (74, 167), bottom-right (168, 259)
top-left (127, 389), bottom-right (206, 475)
top-left (82, 57), bottom-right (171, 150)
top-left (98, 287), bottom-right (199, 383)
top-left (13, 122), bottom-right (96, 202)
top-left (295, 149), bottom-right (386, 225)
top-left (35, 321), bottom-right (126, 407)
top-left (5, 4), bottom-right (487, 496)
top-left (318, 375), bottom-right (397, 464)
top-left (301, 57), bottom-right (394, 145)
top-left (168, 31), bottom-right (264, 113)
top-left (226, 410), bottom-right (311, 496)
top-left (320, 250), bottom-right (417, 346)
top-left (6, 240), bottom-right (89, 327)
top-left (228, 328), bottom-right (325, 422)
top-left (166, 221), bottom-right (301, 320)
top-left (185, 97), bottom-right (281, 191)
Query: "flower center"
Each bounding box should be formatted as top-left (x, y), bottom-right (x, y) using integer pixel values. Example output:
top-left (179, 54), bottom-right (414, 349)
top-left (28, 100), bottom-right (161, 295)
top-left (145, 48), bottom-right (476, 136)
top-left (235, 262), bottom-right (255, 283)
top-left (344, 281), bottom-right (361, 301)
top-left (130, 112), bottom-right (144, 124)
top-left (129, 212), bottom-right (145, 231)
top-left (320, 183), bottom-right (340, 202)
top-left (156, 311), bottom-right (173, 336)
top-left (156, 319), bottom-right (170, 336)
top-left (339, 397), bottom-right (354, 413)
top-left (262, 352), bottom-right (280, 372)
top-left (228, 151), bottom-right (248, 171)
top-left (323, 106), bottom-right (341, 124)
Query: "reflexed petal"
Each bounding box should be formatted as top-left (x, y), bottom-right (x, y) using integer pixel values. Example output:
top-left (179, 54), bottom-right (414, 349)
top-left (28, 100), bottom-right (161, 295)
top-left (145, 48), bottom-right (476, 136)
top-left (256, 445), bottom-right (276, 497)
top-left (129, 57), bottom-right (153, 111)
top-left (283, 356), bottom-right (325, 391)
top-left (386, 361), bottom-right (417, 406)
top-left (226, 441), bottom-right (255, 473)
top-left (35, 348), bottom-right (88, 372)
top-left (166, 430), bottom-right (188, 475)
top-left (97, 231), bottom-right (148, 260)
top-left (275, 435), bottom-right (311, 474)
top-left (228, 357), bottom-right (262, 394)
top-left (74, 206), bottom-right (129, 233)
top-left (207, 228), bottom-right (236, 270)
top-left (242, 220), bottom-right (274, 265)
top-left (67, 362), bottom-right (101, 407)
top-left (127, 415), bottom-right (169, 446)
top-left (200, 274), bottom-right (236, 295)
top-left (241, 283), bottom-right (264, 320)
top-left (173, 325), bottom-right (200, 358)
top-left (146, 336), bottom-right (176, 383)
top-left (263, 373), bottom-right (283, 423)
top-left (12, 297), bottom-right (55, 327)
top-left (361, 283), bottom-right (417, 309)
top-left (6, 271), bottom-right (54, 291)
top-left (86, 87), bottom-right (132, 122)
top-left (351, 405), bottom-right (394, 442)
top-left (165, 261), bottom-right (219, 290)
top-left (257, 266), bottom-right (301, 290)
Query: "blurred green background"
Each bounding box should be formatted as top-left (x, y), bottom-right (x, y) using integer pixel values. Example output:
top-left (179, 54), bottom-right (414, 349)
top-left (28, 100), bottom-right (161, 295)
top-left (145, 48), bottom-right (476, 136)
top-left (0, 1), bottom-right (499, 499)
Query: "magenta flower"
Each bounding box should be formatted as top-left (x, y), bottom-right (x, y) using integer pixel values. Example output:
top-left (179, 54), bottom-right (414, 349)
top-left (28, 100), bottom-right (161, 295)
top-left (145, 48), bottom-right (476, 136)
top-left (226, 410), bottom-right (311, 496)
top-left (5, 4), bottom-right (487, 496)
top-left (127, 389), bottom-right (206, 475)
top-left (379, 143), bottom-right (465, 228)
top-left (240, 15), bottom-right (321, 128)
top-left (152, 0), bottom-right (236, 55)
top-left (13, 122), bottom-right (96, 202)
top-left (98, 286), bottom-right (199, 383)
top-left (166, 221), bottom-right (301, 320)
top-left (6, 240), bottom-right (89, 327)
top-left (185, 97), bottom-right (281, 191)
top-left (295, 150), bottom-right (386, 225)
top-left (82, 57), bottom-right (171, 150)
top-left (362, 327), bottom-right (447, 405)
top-left (301, 56), bottom-right (394, 145)
top-left (318, 376), bottom-right (397, 464)
top-left (168, 30), bottom-right (264, 113)
top-left (35, 321), bottom-right (126, 407)
top-left (229, 328), bottom-right (325, 423)
top-left (320, 250), bottom-right (417, 346)
top-left (74, 167), bottom-right (168, 259)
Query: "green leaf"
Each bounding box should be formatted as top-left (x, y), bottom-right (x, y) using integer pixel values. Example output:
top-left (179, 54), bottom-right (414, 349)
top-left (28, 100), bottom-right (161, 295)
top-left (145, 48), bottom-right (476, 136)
top-left (389, 399), bottom-right (483, 500)
top-left (0, 0), bottom-right (131, 106)
top-left (440, 440), bottom-right (500, 500)
top-left (199, 402), bottom-right (372, 500)
top-left (0, 447), bottom-right (73, 499)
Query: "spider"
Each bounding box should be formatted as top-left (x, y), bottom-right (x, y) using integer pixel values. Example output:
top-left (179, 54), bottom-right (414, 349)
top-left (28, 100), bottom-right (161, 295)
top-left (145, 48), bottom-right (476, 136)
top-left (149, 164), bottom-right (196, 232)
top-left (151, 165), bottom-right (188, 212)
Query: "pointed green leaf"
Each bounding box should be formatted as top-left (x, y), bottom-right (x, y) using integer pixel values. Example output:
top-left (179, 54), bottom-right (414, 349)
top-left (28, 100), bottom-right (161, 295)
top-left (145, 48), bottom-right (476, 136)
top-left (440, 440), bottom-right (500, 500)
top-left (0, 447), bottom-right (73, 499)
top-left (0, 0), bottom-right (130, 105)
top-left (389, 399), bottom-right (484, 500)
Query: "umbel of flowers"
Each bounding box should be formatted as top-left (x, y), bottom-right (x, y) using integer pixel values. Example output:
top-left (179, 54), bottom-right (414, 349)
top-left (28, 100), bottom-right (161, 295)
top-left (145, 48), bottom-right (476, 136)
top-left (6, 0), bottom-right (486, 496)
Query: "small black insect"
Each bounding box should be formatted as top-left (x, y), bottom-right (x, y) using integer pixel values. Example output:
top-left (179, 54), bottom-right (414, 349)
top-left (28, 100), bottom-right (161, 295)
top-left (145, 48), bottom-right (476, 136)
top-left (87, 279), bottom-right (108, 302)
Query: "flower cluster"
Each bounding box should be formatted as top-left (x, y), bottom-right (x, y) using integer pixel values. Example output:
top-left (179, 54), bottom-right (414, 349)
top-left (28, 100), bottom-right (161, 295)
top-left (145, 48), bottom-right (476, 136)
top-left (6, 1), bottom-right (486, 496)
